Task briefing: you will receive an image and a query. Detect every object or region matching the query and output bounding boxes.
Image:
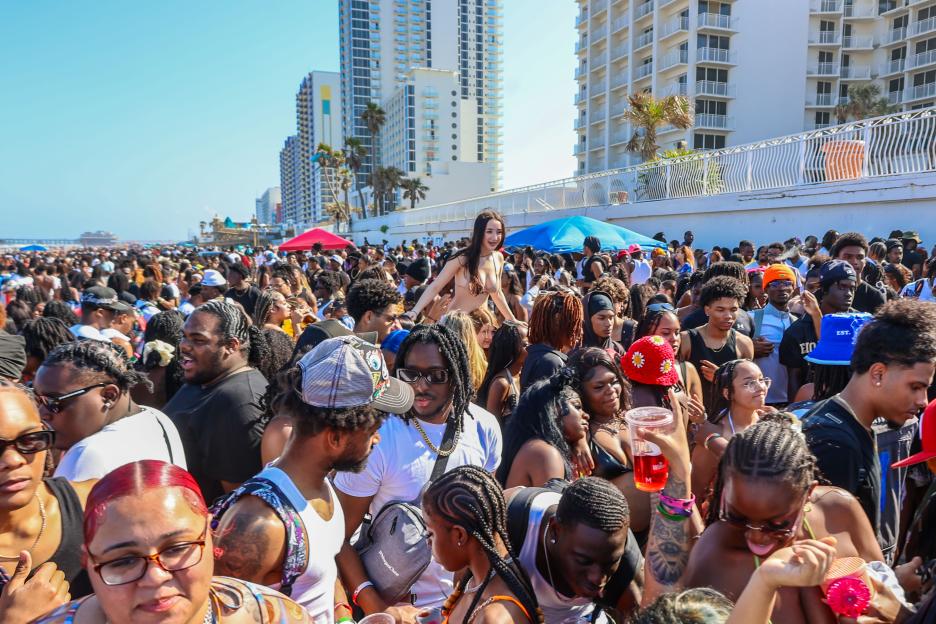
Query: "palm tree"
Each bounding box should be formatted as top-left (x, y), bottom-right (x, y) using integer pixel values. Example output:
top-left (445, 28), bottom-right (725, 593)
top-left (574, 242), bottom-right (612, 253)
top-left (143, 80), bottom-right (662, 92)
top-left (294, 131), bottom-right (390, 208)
top-left (360, 102), bottom-right (386, 192)
top-left (622, 92), bottom-right (694, 160)
top-left (834, 83), bottom-right (899, 123)
top-left (343, 137), bottom-right (369, 219)
top-left (314, 143), bottom-right (353, 229)
top-left (400, 177), bottom-right (429, 210)
top-left (372, 166), bottom-right (405, 214)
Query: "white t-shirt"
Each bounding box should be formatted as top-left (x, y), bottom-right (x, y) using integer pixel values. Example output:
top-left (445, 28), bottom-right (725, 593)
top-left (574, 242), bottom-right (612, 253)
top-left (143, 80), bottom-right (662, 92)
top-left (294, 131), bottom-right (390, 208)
top-left (901, 278), bottom-right (936, 302)
top-left (54, 406), bottom-right (187, 481)
top-left (332, 404), bottom-right (502, 607)
top-left (630, 259), bottom-right (652, 285)
top-left (69, 324), bottom-right (109, 342)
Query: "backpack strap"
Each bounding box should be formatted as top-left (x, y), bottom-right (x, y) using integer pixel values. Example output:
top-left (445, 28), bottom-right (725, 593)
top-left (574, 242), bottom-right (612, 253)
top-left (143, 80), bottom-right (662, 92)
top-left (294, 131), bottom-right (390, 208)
top-left (914, 280), bottom-right (927, 298)
top-left (505, 480), bottom-right (570, 555)
top-left (210, 477), bottom-right (308, 597)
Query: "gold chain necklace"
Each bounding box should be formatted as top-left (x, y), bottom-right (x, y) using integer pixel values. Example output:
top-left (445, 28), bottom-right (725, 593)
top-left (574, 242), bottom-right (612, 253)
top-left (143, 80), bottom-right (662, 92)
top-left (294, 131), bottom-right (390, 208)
top-left (412, 417), bottom-right (460, 457)
top-left (0, 493), bottom-right (47, 560)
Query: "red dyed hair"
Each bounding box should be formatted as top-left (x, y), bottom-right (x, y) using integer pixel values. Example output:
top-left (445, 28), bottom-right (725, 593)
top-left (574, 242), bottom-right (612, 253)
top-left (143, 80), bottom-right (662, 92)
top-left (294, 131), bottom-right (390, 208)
top-left (83, 460), bottom-right (208, 545)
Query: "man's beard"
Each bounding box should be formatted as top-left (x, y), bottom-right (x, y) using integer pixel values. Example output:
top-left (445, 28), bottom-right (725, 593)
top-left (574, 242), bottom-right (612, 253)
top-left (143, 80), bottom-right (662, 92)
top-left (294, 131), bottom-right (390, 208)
top-left (332, 448), bottom-right (372, 473)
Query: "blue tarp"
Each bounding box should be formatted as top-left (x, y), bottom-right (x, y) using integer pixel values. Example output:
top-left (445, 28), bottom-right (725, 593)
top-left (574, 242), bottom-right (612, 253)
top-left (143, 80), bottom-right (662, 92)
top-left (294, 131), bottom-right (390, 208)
top-left (504, 216), bottom-right (666, 253)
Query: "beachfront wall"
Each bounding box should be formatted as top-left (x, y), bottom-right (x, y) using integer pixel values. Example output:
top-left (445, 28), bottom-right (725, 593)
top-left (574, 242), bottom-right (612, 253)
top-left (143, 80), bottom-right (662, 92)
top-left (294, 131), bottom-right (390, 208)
top-left (350, 107), bottom-right (936, 248)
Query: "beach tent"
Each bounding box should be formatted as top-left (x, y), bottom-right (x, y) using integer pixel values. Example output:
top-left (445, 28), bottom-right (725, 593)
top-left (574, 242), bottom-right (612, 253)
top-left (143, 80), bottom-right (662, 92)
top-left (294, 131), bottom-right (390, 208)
top-left (279, 228), bottom-right (352, 252)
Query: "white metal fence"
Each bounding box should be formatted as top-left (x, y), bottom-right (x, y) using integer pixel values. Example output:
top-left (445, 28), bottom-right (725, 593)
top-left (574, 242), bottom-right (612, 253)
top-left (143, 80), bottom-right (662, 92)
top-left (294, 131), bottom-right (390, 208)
top-left (356, 107), bottom-right (936, 230)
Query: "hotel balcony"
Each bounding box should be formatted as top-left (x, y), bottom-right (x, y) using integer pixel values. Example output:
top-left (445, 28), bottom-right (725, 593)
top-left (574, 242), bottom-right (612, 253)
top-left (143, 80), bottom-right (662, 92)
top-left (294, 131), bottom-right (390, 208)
top-left (809, 0), bottom-right (842, 13)
top-left (697, 13), bottom-right (738, 31)
top-left (635, 62), bottom-right (654, 79)
top-left (909, 16), bottom-right (936, 38)
top-left (660, 49), bottom-right (689, 71)
top-left (635, 1), bottom-right (653, 20)
top-left (883, 27), bottom-right (908, 46)
top-left (806, 93), bottom-right (836, 107)
top-left (809, 31), bottom-right (842, 45)
top-left (906, 82), bottom-right (936, 102)
top-left (611, 16), bottom-right (629, 34)
top-left (696, 80), bottom-right (736, 97)
top-left (909, 49), bottom-right (936, 71)
top-left (661, 15), bottom-right (689, 40)
top-left (842, 35), bottom-right (874, 50)
top-left (840, 65), bottom-right (872, 79)
top-left (697, 47), bottom-right (737, 65)
top-left (880, 58), bottom-right (906, 76)
top-left (807, 62), bottom-right (840, 76)
top-left (635, 31), bottom-right (654, 50)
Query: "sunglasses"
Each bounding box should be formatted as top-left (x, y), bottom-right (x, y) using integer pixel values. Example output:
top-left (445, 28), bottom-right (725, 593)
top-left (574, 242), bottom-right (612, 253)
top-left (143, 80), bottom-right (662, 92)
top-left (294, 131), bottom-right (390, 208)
top-left (36, 383), bottom-right (109, 414)
top-left (718, 494), bottom-right (806, 539)
top-left (396, 368), bottom-right (450, 385)
top-left (0, 430), bottom-right (56, 455)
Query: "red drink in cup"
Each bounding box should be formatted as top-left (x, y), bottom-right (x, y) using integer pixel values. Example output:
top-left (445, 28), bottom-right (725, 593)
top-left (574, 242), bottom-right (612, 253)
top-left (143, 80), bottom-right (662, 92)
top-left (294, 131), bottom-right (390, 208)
top-left (625, 407), bottom-right (673, 493)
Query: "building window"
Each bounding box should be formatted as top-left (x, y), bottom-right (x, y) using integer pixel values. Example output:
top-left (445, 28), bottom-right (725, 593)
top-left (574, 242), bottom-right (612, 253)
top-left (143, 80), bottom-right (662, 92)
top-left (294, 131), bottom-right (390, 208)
top-left (693, 133), bottom-right (726, 150)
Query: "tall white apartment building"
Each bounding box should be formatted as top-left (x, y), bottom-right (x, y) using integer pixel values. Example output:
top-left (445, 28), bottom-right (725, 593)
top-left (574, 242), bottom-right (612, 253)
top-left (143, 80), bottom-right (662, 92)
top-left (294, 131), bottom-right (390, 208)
top-left (255, 187), bottom-right (282, 225)
top-left (279, 136), bottom-right (302, 224)
top-left (575, 0), bottom-right (934, 174)
top-left (295, 71), bottom-right (342, 225)
top-left (339, 0), bottom-right (503, 194)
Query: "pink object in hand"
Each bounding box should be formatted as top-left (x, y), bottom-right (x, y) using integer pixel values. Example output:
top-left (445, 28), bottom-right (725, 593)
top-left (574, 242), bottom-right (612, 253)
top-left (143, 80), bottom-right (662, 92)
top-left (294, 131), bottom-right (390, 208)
top-left (822, 557), bottom-right (873, 618)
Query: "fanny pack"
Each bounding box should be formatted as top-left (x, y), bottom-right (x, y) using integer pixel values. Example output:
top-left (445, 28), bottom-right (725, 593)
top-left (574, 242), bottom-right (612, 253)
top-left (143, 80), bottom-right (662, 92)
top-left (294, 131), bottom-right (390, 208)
top-left (354, 417), bottom-right (457, 605)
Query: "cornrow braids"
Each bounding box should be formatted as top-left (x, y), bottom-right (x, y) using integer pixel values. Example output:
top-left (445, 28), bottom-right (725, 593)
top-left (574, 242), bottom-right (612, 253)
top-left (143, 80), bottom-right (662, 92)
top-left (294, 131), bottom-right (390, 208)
top-left (709, 359), bottom-right (745, 424)
top-left (705, 419), bottom-right (820, 526)
top-left (195, 299), bottom-right (274, 374)
top-left (394, 324), bottom-right (474, 429)
top-left (43, 340), bottom-right (152, 393)
top-left (527, 291), bottom-right (583, 351)
top-left (426, 466), bottom-right (543, 624)
top-left (21, 318), bottom-right (75, 362)
top-left (556, 477), bottom-right (629, 533)
top-left (252, 289), bottom-right (282, 327)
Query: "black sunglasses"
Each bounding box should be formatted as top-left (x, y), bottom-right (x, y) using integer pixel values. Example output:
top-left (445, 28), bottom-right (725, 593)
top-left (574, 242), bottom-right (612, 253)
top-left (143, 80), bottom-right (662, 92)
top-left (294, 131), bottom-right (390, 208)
top-left (36, 383), bottom-right (109, 414)
top-left (0, 430), bottom-right (56, 456)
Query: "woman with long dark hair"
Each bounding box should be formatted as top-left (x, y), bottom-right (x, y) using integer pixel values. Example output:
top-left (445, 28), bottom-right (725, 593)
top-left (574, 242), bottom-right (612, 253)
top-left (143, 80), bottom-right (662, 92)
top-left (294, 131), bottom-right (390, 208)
top-left (406, 210), bottom-right (517, 320)
top-left (476, 321), bottom-right (528, 423)
top-left (496, 369), bottom-right (589, 487)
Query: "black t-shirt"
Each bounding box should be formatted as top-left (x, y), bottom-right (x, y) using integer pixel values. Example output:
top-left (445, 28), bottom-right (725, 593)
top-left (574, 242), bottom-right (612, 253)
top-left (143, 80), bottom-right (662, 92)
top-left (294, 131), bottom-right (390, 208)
top-left (779, 313), bottom-right (818, 373)
top-left (803, 397), bottom-right (881, 538)
top-left (164, 368), bottom-right (268, 504)
top-left (226, 284), bottom-right (261, 315)
top-left (583, 255), bottom-right (605, 284)
top-left (853, 281), bottom-right (886, 314)
top-left (903, 249), bottom-right (923, 273)
top-left (681, 307), bottom-right (755, 338)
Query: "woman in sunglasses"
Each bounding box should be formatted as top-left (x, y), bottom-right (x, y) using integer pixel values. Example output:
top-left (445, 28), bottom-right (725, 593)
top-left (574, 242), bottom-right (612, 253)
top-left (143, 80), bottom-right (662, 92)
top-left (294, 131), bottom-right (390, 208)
top-left (0, 381), bottom-right (93, 622)
top-left (683, 419), bottom-right (882, 623)
top-left (33, 340), bottom-right (185, 482)
top-left (36, 460), bottom-right (309, 623)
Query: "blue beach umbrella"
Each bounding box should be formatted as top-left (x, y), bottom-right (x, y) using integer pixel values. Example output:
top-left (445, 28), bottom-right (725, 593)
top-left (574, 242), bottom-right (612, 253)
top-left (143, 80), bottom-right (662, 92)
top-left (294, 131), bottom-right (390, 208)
top-left (504, 216), bottom-right (665, 253)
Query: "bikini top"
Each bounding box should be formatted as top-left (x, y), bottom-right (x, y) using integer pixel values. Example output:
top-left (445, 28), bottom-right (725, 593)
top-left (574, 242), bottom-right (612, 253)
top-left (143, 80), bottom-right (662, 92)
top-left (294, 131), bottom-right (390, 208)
top-left (590, 438), bottom-right (632, 480)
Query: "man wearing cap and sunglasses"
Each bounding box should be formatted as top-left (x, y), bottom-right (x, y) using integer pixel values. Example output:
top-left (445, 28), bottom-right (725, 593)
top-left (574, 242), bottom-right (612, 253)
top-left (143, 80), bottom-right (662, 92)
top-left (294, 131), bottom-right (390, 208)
top-left (213, 336), bottom-right (411, 622)
top-left (69, 286), bottom-right (133, 343)
top-left (751, 264), bottom-right (800, 406)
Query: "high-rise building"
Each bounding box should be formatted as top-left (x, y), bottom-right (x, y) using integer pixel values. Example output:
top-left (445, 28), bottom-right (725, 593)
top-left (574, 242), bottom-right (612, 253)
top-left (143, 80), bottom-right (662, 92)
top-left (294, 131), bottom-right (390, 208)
top-left (574, 0), bottom-right (931, 174)
top-left (296, 71), bottom-right (342, 226)
top-left (279, 136), bottom-right (302, 224)
top-left (255, 187), bottom-right (282, 225)
top-left (339, 0), bottom-right (503, 195)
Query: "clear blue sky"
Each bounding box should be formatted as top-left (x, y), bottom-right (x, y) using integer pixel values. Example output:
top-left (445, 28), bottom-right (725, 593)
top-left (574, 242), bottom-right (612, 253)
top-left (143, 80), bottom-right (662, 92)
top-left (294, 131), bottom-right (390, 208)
top-left (0, 1), bottom-right (576, 241)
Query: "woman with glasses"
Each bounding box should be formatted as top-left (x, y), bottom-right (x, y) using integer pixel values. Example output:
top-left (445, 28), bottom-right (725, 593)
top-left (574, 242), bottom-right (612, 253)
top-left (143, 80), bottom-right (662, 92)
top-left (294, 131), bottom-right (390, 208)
top-left (683, 419), bottom-right (883, 624)
top-left (690, 359), bottom-right (768, 502)
top-left (33, 340), bottom-right (186, 482)
top-left (36, 460), bottom-right (310, 623)
top-left (0, 381), bottom-right (92, 622)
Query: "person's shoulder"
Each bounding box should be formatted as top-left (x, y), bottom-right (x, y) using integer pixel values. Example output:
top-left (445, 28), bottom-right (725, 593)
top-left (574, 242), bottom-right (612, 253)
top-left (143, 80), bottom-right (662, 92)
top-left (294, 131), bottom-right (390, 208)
top-left (467, 403), bottom-right (501, 432)
top-left (472, 597), bottom-right (529, 624)
top-left (210, 577), bottom-right (311, 623)
top-left (517, 438), bottom-right (565, 464)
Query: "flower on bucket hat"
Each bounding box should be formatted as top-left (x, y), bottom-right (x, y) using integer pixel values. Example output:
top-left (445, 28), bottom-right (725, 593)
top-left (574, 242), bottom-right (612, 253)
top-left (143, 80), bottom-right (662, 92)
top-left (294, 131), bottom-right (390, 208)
top-left (622, 335), bottom-right (680, 387)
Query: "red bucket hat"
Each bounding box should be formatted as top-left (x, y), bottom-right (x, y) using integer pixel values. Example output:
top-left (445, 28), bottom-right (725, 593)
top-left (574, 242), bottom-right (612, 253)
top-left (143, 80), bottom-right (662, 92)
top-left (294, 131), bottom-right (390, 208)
top-left (621, 335), bottom-right (680, 387)
top-left (892, 399), bottom-right (936, 468)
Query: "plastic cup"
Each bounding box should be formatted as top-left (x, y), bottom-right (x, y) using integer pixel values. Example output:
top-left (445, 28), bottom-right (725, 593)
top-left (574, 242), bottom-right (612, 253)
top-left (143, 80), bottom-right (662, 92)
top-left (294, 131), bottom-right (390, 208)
top-left (624, 406), bottom-right (673, 493)
top-left (359, 613), bottom-right (397, 624)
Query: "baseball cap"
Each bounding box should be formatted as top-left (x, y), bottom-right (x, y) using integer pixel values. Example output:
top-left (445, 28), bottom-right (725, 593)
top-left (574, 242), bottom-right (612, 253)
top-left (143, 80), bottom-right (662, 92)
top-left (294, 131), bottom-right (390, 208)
top-left (381, 329), bottom-right (410, 355)
top-left (892, 399), bottom-right (936, 468)
top-left (885, 238), bottom-right (903, 252)
top-left (627, 244), bottom-right (641, 255)
top-left (81, 286), bottom-right (133, 312)
top-left (294, 319), bottom-right (378, 354)
top-left (297, 335), bottom-right (414, 413)
top-left (819, 259), bottom-right (857, 289)
top-left (329, 254), bottom-right (343, 265)
top-left (201, 269), bottom-right (227, 288)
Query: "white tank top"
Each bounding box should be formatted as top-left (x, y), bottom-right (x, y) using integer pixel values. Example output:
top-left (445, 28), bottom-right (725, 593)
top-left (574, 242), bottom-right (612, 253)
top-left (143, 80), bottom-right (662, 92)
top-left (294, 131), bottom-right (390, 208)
top-left (516, 491), bottom-right (604, 624)
top-left (257, 466), bottom-right (345, 624)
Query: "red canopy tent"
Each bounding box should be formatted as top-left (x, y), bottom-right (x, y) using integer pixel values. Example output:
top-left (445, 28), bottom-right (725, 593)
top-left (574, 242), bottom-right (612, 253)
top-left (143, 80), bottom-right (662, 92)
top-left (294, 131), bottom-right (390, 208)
top-left (278, 228), bottom-right (352, 252)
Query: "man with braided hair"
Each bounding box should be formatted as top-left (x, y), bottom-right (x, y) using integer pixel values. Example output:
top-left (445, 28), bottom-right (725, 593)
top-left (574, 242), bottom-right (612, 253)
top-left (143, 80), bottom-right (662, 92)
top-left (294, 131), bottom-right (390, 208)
top-left (164, 299), bottom-right (270, 502)
top-left (504, 477), bottom-right (642, 623)
top-left (33, 339), bottom-right (185, 480)
top-left (214, 336), bottom-right (410, 621)
top-left (335, 323), bottom-right (502, 613)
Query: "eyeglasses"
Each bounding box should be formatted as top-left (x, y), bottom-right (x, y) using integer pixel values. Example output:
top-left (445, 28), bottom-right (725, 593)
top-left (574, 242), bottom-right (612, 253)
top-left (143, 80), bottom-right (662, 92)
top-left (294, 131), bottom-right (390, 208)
top-left (396, 368), bottom-right (450, 385)
top-left (36, 383), bottom-right (109, 414)
top-left (90, 523), bottom-right (208, 586)
top-left (740, 377), bottom-right (771, 392)
top-left (718, 496), bottom-right (806, 539)
top-left (766, 280), bottom-right (794, 289)
top-left (0, 430), bottom-right (56, 455)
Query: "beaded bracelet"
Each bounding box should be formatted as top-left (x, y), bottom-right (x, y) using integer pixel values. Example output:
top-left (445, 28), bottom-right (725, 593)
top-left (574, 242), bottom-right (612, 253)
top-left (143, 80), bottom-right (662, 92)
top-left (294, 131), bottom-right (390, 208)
top-left (656, 502), bottom-right (688, 522)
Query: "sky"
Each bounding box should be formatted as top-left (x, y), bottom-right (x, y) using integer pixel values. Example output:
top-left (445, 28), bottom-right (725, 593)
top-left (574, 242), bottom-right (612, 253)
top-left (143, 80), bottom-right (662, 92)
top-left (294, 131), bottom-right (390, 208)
top-left (0, 1), bottom-right (577, 241)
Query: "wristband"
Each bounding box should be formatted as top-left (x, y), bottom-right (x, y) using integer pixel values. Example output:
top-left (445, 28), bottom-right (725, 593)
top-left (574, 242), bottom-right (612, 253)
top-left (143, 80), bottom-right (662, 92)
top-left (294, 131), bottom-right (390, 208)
top-left (659, 493), bottom-right (695, 514)
top-left (337, 618), bottom-right (355, 624)
top-left (335, 602), bottom-right (352, 614)
top-left (657, 502), bottom-right (689, 522)
top-left (703, 432), bottom-right (723, 451)
top-left (352, 581), bottom-right (374, 606)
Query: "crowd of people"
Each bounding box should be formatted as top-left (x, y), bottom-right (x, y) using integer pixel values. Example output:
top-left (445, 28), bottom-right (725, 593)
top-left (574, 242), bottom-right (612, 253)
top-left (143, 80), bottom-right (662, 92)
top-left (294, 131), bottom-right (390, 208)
top-left (0, 211), bottom-right (935, 623)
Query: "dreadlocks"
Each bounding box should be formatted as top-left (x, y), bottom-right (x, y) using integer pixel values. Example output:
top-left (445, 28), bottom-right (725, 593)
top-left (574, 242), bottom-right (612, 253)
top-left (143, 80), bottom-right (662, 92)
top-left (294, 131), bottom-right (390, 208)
top-left (41, 300), bottom-right (80, 326)
top-left (21, 317), bottom-right (75, 363)
top-left (705, 419), bottom-right (820, 526)
top-left (811, 364), bottom-right (850, 401)
top-left (395, 324), bottom-right (474, 428)
top-left (426, 466), bottom-right (543, 624)
top-left (43, 340), bottom-right (152, 393)
top-left (556, 476), bottom-right (630, 534)
top-left (528, 290), bottom-right (583, 351)
top-left (195, 299), bottom-right (274, 375)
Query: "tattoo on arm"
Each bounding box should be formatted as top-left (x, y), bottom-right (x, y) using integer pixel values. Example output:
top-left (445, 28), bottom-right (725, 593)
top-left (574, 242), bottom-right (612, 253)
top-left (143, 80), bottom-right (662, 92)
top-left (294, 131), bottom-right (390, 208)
top-left (646, 474), bottom-right (691, 587)
top-left (213, 512), bottom-right (273, 582)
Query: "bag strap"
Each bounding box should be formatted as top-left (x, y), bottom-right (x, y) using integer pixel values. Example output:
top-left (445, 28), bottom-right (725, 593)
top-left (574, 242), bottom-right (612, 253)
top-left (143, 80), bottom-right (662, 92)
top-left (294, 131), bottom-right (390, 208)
top-left (153, 413), bottom-right (174, 464)
top-left (505, 487), bottom-right (544, 554)
top-left (210, 477), bottom-right (308, 597)
top-left (914, 280), bottom-right (926, 298)
top-left (429, 417), bottom-right (458, 483)
top-left (751, 307), bottom-right (766, 338)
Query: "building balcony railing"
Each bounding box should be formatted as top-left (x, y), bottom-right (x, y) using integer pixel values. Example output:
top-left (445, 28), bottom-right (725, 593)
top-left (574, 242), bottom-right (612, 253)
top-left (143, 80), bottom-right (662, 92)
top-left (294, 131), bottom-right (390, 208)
top-left (573, 142), bottom-right (587, 155)
top-left (842, 35), bottom-right (874, 49)
top-left (611, 101), bottom-right (628, 117)
top-left (612, 15), bottom-right (629, 33)
top-left (888, 90), bottom-right (904, 104)
top-left (698, 13), bottom-right (736, 30)
top-left (611, 72), bottom-right (629, 90)
top-left (697, 47), bottom-right (737, 64)
top-left (636, 31), bottom-right (654, 49)
top-left (696, 114), bottom-right (733, 130)
top-left (907, 82), bottom-right (936, 101)
top-left (575, 91), bottom-right (587, 105)
top-left (660, 49), bottom-right (689, 70)
top-left (635, 62), bottom-right (654, 78)
top-left (807, 93), bottom-right (835, 106)
top-left (884, 26), bottom-right (908, 44)
top-left (810, 31), bottom-right (842, 45)
top-left (840, 64), bottom-right (872, 79)
top-left (635, 0), bottom-right (654, 19)
top-left (661, 15), bottom-right (690, 38)
top-left (910, 48), bottom-right (936, 70)
top-left (807, 62), bottom-right (841, 75)
top-left (351, 107), bottom-right (936, 227)
top-left (575, 66), bottom-right (586, 79)
top-left (590, 108), bottom-right (607, 123)
top-left (843, 4), bottom-right (877, 18)
top-left (591, 82), bottom-right (607, 97)
top-left (592, 24), bottom-right (608, 41)
top-left (664, 82), bottom-right (689, 96)
top-left (574, 117), bottom-right (586, 130)
top-left (610, 44), bottom-right (628, 61)
top-left (576, 10), bottom-right (588, 27)
top-left (909, 16), bottom-right (936, 37)
top-left (881, 58), bottom-right (906, 75)
top-left (810, 0), bottom-right (843, 12)
top-left (696, 80), bottom-right (736, 97)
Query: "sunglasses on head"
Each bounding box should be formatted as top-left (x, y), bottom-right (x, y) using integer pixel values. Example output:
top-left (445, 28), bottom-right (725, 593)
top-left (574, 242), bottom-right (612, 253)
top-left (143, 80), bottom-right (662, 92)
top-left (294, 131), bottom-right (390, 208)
top-left (646, 302), bottom-right (676, 313)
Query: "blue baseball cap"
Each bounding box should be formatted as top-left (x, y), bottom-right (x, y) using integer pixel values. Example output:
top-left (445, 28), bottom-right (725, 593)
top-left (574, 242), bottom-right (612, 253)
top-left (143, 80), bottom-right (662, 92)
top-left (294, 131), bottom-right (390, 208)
top-left (381, 329), bottom-right (410, 354)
